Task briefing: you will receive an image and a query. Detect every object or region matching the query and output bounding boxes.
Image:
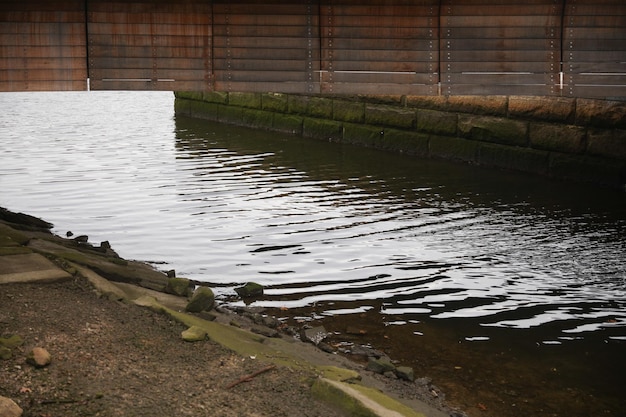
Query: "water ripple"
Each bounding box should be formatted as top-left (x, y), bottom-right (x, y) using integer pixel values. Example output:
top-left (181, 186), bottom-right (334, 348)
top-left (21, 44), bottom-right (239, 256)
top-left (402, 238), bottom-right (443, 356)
top-left (1, 91), bottom-right (625, 341)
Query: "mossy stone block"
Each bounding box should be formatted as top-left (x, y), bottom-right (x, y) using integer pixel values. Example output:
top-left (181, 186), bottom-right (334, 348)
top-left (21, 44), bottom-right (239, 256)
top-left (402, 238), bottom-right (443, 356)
top-left (228, 92), bottom-right (261, 109)
top-left (509, 96), bottom-right (575, 123)
top-left (242, 109), bottom-right (274, 129)
top-left (587, 128), bottom-right (626, 160)
top-left (262, 93), bottom-right (289, 112)
top-left (333, 100), bottom-right (365, 123)
top-left (416, 108), bottom-right (457, 136)
top-left (343, 123), bottom-right (384, 148)
top-left (202, 91), bottom-right (228, 104)
top-left (429, 135), bottom-right (479, 162)
top-left (303, 118), bottom-right (343, 141)
top-left (288, 95), bottom-right (311, 115)
top-left (165, 277), bottom-right (192, 297)
top-left (529, 122), bottom-right (586, 154)
top-left (479, 142), bottom-right (549, 174)
top-left (174, 98), bottom-right (218, 120)
top-left (273, 114), bottom-right (303, 135)
top-left (458, 115), bottom-right (528, 146)
top-left (365, 104), bottom-right (415, 129)
top-left (383, 129), bottom-right (429, 156)
top-left (218, 105), bottom-right (244, 125)
top-left (308, 96), bottom-right (333, 119)
top-left (447, 95), bottom-right (508, 116)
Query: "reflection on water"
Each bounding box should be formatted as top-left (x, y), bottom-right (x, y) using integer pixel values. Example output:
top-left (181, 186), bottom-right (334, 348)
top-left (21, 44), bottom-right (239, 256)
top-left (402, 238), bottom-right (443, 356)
top-left (1, 91), bottom-right (625, 416)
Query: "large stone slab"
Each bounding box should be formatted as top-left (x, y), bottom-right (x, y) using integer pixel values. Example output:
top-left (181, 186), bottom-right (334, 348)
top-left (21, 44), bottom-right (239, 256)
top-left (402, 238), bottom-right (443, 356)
top-left (0, 253), bottom-right (71, 284)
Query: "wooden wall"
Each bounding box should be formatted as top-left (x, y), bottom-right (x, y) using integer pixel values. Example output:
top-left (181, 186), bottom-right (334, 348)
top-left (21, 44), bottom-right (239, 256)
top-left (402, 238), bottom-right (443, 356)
top-left (0, 0), bottom-right (625, 100)
top-left (0, 0), bottom-right (87, 91)
top-left (87, 0), bottom-right (212, 91)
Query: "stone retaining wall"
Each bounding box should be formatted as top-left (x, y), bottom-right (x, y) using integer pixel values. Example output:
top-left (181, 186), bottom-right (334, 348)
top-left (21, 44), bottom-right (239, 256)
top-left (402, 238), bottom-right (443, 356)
top-left (174, 92), bottom-right (626, 190)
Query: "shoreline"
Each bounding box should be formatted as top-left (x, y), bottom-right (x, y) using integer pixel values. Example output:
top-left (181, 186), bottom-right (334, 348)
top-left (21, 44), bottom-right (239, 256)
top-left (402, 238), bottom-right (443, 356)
top-left (0, 206), bottom-right (458, 417)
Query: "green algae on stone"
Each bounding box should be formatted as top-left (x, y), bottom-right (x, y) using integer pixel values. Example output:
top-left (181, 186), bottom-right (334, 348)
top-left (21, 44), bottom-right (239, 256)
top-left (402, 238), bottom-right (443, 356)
top-left (164, 277), bottom-right (192, 297)
top-left (185, 286), bottom-right (215, 312)
top-left (234, 282), bottom-right (264, 298)
top-left (0, 335), bottom-right (24, 349)
top-left (181, 325), bottom-right (208, 342)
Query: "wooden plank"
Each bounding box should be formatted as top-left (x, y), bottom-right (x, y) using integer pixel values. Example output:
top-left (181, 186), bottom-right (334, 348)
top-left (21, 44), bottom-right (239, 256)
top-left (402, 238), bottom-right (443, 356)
top-left (565, 85), bottom-right (626, 100)
top-left (442, 4), bottom-right (561, 16)
top-left (325, 71), bottom-right (434, 84)
top-left (318, 26), bottom-right (435, 39)
top-left (212, 25), bottom-right (310, 37)
top-left (0, 57), bottom-right (86, 70)
top-left (445, 61), bottom-right (558, 72)
top-left (444, 26), bottom-right (559, 39)
top-left (90, 57), bottom-right (211, 70)
top-left (213, 47), bottom-right (318, 60)
top-left (90, 45), bottom-right (207, 59)
top-left (443, 84), bottom-right (558, 96)
top-left (214, 59), bottom-right (312, 72)
top-left (88, 1), bottom-right (211, 14)
top-left (213, 70), bottom-right (313, 82)
top-left (442, 50), bottom-right (557, 62)
top-left (88, 22), bottom-right (208, 36)
top-left (213, 36), bottom-right (312, 49)
top-left (0, 22), bottom-right (86, 35)
top-left (0, 80), bottom-right (87, 91)
top-left (326, 61), bottom-right (434, 73)
top-left (214, 80), bottom-right (320, 94)
top-left (213, 14), bottom-right (311, 26)
top-left (91, 68), bottom-right (210, 81)
top-left (564, 27), bottom-right (626, 40)
top-left (88, 11), bottom-right (211, 25)
top-left (321, 82), bottom-right (436, 96)
top-left (0, 30), bottom-right (87, 46)
top-left (0, 45), bottom-right (86, 58)
top-left (323, 49), bottom-right (432, 63)
top-left (1, 68), bottom-right (87, 81)
top-left (443, 72), bottom-right (555, 84)
top-left (90, 79), bottom-right (210, 91)
top-left (444, 15), bottom-right (560, 27)
top-left (0, 11), bottom-right (85, 22)
top-left (89, 34), bottom-right (209, 48)
top-left (325, 5), bottom-right (437, 17)
top-left (443, 38), bottom-right (559, 51)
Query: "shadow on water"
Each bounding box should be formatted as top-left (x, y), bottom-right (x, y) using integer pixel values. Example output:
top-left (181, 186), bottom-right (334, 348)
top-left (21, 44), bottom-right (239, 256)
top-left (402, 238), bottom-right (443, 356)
top-left (174, 115), bottom-right (626, 417)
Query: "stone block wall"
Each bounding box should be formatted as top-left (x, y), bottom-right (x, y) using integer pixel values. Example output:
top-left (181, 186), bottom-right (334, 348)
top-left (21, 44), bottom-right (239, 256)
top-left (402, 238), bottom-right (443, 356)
top-left (174, 91), bottom-right (626, 190)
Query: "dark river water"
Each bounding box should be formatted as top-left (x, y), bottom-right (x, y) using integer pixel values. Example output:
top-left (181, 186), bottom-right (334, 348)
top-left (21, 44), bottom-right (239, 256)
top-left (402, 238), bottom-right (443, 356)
top-left (1, 91), bottom-right (625, 416)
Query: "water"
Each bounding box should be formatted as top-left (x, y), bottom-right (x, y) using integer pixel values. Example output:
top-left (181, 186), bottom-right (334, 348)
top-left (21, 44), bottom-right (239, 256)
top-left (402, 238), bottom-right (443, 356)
top-left (1, 91), bottom-right (625, 416)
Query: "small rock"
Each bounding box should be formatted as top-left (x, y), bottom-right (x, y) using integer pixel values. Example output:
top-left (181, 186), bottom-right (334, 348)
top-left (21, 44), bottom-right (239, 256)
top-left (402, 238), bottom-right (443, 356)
top-left (395, 366), bottom-right (415, 382)
top-left (27, 347), bottom-right (51, 368)
top-left (366, 357), bottom-right (396, 375)
top-left (0, 346), bottom-right (12, 360)
top-left (166, 269), bottom-right (176, 278)
top-left (73, 235), bottom-right (89, 243)
top-left (0, 335), bottom-right (23, 349)
top-left (317, 342), bottom-right (336, 353)
top-left (165, 277), bottom-right (193, 297)
top-left (234, 282), bottom-right (264, 298)
top-left (251, 326), bottom-right (280, 338)
top-left (185, 286), bottom-right (215, 313)
top-left (181, 326), bottom-right (208, 342)
top-left (0, 396), bottom-right (23, 417)
top-left (301, 326), bottom-right (328, 346)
